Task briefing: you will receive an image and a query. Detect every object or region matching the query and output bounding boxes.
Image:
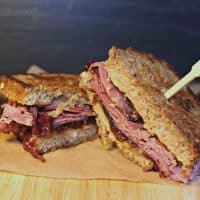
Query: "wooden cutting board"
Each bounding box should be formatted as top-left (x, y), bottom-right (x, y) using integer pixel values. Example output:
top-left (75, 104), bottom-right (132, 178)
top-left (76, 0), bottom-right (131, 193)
top-left (0, 66), bottom-right (199, 200)
top-left (0, 171), bottom-right (200, 200)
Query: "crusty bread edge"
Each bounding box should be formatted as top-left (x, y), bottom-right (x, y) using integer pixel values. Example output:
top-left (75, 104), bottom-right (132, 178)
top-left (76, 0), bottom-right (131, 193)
top-left (80, 71), bottom-right (154, 171)
top-left (36, 123), bottom-right (97, 154)
top-left (104, 46), bottom-right (199, 175)
top-left (0, 74), bottom-right (63, 105)
top-left (0, 75), bottom-right (31, 104)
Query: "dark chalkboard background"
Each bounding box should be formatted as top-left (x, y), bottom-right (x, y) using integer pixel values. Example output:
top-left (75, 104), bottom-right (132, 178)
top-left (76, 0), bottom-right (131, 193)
top-left (0, 0), bottom-right (199, 75)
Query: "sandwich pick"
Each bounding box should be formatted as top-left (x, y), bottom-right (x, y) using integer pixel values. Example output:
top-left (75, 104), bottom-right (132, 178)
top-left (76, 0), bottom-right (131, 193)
top-left (164, 60), bottom-right (200, 99)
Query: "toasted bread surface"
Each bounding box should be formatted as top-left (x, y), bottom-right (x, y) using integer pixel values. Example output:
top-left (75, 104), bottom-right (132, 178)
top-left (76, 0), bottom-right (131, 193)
top-left (37, 124), bottom-right (97, 154)
top-left (80, 71), bottom-right (154, 171)
top-left (103, 46), bottom-right (200, 175)
top-left (0, 73), bottom-right (88, 106)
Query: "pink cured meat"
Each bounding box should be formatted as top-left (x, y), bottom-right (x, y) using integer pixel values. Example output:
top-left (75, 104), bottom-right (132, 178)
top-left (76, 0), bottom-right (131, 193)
top-left (89, 62), bottom-right (189, 183)
top-left (0, 104), bottom-right (33, 126)
top-left (0, 102), bottom-right (94, 161)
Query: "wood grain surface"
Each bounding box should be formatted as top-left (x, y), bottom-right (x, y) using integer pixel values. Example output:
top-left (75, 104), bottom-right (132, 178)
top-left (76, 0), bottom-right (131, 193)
top-left (0, 171), bottom-right (199, 200)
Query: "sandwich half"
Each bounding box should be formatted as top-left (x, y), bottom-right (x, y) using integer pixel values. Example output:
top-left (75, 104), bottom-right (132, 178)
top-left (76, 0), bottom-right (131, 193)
top-left (80, 46), bottom-right (200, 183)
top-left (0, 73), bottom-right (97, 161)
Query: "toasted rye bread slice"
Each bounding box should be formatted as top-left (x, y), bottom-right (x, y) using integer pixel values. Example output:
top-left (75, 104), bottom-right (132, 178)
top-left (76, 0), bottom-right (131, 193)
top-left (80, 71), bottom-right (154, 171)
top-left (0, 73), bottom-right (88, 106)
top-left (103, 46), bottom-right (200, 176)
top-left (37, 124), bottom-right (97, 154)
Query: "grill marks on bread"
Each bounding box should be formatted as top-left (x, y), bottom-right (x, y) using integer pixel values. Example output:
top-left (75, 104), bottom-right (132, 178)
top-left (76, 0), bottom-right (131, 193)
top-left (104, 46), bottom-right (200, 175)
top-left (0, 74), bottom-right (88, 106)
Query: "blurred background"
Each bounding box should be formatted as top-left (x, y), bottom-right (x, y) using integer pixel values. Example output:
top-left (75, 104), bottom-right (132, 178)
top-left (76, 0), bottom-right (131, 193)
top-left (0, 0), bottom-right (199, 75)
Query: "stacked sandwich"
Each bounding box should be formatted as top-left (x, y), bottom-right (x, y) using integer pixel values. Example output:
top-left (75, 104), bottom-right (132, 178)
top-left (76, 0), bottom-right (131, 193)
top-left (0, 47), bottom-right (200, 184)
top-left (0, 74), bottom-right (97, 161)
top-left (80, 46), bottom-right (200, 183)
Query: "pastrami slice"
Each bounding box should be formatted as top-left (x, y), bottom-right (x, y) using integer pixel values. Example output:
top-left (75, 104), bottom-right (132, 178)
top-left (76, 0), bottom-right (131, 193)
top-left (0, 102), bottom-right (95, 161)
top-left (88, 62), bottom-right (196, 183)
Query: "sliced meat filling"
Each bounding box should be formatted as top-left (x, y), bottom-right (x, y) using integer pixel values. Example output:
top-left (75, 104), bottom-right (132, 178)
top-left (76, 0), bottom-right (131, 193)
top-left (0, 104), bottom-right (33, 126)
top-left (89, 62), bottom-right (188, 183)
top-left (0, 102), bottom-right (94, 161)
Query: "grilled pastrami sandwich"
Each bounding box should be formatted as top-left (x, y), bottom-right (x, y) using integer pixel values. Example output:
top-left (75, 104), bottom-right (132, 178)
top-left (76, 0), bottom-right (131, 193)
top-left (80, 46), bottom-right (200, 183)
top-left (0, 73), bottom-right (97, 161)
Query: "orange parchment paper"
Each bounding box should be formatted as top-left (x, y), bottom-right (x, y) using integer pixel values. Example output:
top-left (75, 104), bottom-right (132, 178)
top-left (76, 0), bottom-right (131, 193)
top-left (0, 134), bottom-right (175, 184)
top-left (0, 66), bottom-right (199, 186)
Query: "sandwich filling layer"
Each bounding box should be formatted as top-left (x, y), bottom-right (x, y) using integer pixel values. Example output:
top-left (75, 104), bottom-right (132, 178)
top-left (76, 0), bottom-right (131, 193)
top-left (0, 100), bottom-right (94, 161)
top-left (88, 62), bottom-right (192, 183)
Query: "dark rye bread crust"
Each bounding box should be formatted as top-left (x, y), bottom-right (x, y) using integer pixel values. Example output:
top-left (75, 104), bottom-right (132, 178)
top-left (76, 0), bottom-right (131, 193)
top-left (80, 70), bottom-right (154, 171)
top-left (0, 73), bottom-right (88, 106)
top-left (36, 124), bottom-right (97, 154)
top-left (104, 46), bottom-right (200, 175)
